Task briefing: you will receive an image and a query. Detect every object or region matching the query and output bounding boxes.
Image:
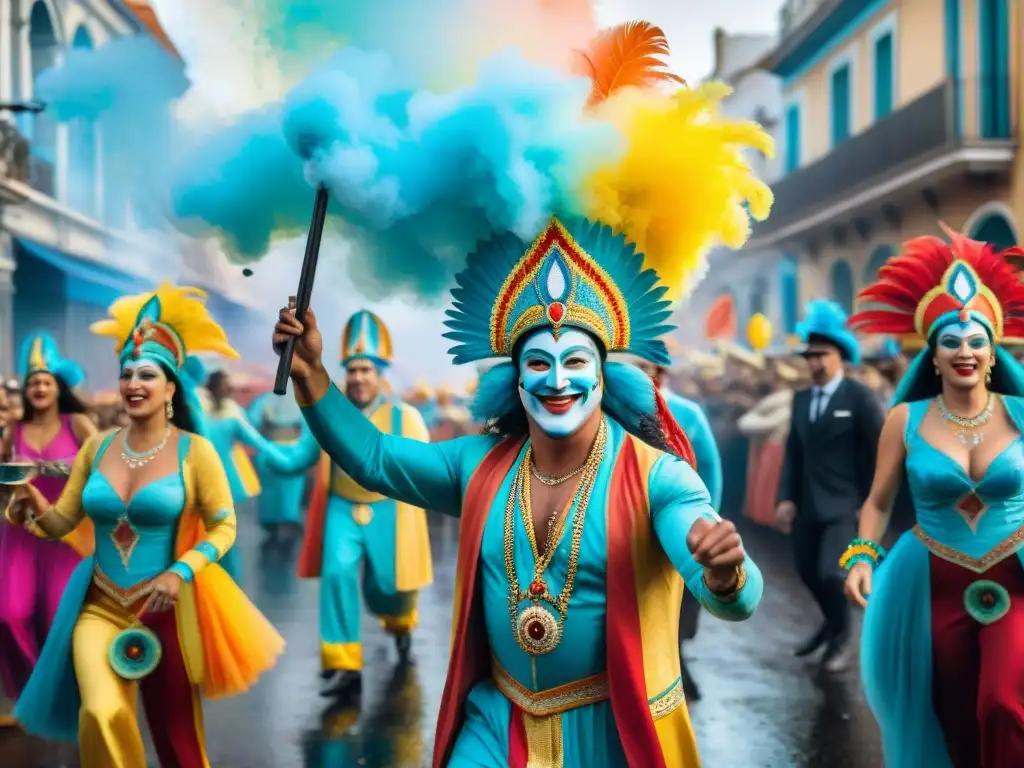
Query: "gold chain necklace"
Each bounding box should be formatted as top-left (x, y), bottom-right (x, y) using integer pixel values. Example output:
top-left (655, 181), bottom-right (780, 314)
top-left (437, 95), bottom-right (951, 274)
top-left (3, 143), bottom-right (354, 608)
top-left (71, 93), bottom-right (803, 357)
top-left (503, 420), bottom-right (606, 656)
top-left (530, 459), bottom-right (586, 486)
top-left (937, 393), bottom-right (995, 447)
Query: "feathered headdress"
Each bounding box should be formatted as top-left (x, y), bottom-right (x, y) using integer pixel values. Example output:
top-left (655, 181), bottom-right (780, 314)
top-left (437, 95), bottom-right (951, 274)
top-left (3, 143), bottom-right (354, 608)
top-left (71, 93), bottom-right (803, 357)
top-left (850, 224), bottom-right (1024, 404)
top-left (850, 223), bottom-right (1024, 342)
top-left (797, 299), bottom-right (861, 364)
top-left (91, 282), bottom-right (239, 434)
top-left (17, 332), bottom-right (85, 388)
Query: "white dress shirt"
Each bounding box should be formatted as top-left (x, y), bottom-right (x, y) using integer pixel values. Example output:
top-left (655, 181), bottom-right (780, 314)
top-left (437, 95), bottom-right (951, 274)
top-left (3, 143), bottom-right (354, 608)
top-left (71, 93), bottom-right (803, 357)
top-left (810, 370), bottom-right (844, 422)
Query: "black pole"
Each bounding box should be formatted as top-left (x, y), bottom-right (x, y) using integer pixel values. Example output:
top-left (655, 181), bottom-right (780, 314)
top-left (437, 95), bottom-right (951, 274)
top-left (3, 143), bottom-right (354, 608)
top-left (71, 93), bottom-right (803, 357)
top-left (274, 185), bottom-right (329, 395)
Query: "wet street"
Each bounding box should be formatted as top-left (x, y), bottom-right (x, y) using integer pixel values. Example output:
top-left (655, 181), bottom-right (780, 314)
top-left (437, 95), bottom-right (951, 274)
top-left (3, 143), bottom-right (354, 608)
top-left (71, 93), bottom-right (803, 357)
top-left (1, 508), bottom-right (884, 767)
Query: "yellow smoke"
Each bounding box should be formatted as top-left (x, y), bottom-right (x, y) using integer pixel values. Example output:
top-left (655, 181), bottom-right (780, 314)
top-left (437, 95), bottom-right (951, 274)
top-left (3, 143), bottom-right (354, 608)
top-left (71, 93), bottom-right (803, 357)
top-left (580, 82), bottom-right (774, 303)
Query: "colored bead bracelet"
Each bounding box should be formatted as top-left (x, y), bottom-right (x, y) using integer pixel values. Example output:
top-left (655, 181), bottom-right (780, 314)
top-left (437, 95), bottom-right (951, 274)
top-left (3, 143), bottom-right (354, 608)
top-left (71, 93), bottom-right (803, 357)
top-left (839, 538), bottom-right (887, 571)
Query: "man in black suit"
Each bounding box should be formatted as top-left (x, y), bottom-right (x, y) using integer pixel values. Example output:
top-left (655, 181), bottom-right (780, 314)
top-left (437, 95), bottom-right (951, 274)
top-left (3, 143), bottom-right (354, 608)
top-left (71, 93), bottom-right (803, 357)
top-left (776, 314), bottom-right (884, 672)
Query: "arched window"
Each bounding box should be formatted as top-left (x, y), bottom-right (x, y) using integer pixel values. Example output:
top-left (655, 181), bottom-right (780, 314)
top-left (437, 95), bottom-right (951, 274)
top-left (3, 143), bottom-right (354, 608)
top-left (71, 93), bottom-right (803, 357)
top-left (830, 259), bottom-right (854, 314)
top-left (863, 244), bottom-right (895, 284)
top-left (971, 211), bottom-right (1017, 251)
top-left (68, 26), bottom-right (96, 216)
top-left (780, 254), bottom-right (799, 333)
top-left (29, 1), bottom-right (59, 197)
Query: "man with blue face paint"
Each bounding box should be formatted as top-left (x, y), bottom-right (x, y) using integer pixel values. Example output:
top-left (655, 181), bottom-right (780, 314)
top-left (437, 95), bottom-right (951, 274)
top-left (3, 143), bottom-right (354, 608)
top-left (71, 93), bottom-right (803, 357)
top-left (271, 309), bottom-right (433, 699)
top-left (274, 216), bottom-right (767, 767)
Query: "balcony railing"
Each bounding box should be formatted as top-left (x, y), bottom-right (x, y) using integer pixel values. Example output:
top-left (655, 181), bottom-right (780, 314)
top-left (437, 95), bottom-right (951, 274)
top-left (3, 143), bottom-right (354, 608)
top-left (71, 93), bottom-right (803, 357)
top-left (753, 77), bottom-right (1015, 239)
top-left (0, 121), bottom-right (29, 184)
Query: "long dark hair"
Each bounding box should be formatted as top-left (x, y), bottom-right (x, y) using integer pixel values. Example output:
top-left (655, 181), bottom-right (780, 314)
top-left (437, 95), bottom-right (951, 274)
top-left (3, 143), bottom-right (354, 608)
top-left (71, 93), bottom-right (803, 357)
top-left (897, 338), bottom-right (1023, 404)
top-left (20, 372), bottom-right (87, 423)
top-left (160, 364), bottom-right (198, 434)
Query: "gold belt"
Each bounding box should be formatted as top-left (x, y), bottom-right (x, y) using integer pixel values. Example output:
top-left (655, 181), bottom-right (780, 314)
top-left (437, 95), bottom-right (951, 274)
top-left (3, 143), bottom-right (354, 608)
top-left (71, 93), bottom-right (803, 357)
top-left (490, 658), bottom-right (685, 720)
top-left (913, 524), bottom-right (1024, 574)
top-left (91, 568), bottom-right (153, 610)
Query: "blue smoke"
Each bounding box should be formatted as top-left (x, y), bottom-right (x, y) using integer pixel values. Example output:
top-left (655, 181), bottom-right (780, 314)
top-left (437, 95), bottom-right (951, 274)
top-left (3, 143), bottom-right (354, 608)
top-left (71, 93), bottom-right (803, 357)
top-left (171, 47), bottom-right (620, 301)
top-left (33, 35), bottom-right (188, 225)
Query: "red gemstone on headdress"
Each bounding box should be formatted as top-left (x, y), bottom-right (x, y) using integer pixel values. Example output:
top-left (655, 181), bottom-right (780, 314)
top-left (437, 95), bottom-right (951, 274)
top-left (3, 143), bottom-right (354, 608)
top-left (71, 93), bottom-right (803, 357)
top-left (547, 302), bottom-right (565, 324)
top-left (529, 580), bottom-right (546, 597)
top-left (959, 308), bottom-right (970, 322)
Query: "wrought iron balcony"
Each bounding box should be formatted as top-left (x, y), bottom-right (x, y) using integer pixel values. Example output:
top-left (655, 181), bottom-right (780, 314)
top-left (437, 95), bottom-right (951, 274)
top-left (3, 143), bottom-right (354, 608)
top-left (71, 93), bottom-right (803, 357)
top-left (752, 77), bottom-right (1016, 241)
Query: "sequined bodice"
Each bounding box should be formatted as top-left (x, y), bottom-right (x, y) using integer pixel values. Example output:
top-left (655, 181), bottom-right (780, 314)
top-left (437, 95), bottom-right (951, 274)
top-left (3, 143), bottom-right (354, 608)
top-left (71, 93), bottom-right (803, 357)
top-left (905, 397), bottom-right (1024, 559)
top-left (83, 469), bottom-right (186, 589)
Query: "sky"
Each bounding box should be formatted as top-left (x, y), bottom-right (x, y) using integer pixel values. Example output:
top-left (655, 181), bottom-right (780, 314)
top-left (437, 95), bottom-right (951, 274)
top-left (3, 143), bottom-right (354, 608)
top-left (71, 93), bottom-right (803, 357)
top-left (148, 0), bottom-right (785, 391)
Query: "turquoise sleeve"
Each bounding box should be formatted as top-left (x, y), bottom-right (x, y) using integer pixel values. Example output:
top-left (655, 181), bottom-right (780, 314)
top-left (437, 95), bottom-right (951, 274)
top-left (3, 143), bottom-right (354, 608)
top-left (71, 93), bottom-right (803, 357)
top-left (648, 454), bottom-right (763, 621)
top-left (247, 395), bottom-right (266, 430)
top-left (302, 384), bottom-right (493, 516)
top-left (168, 561), bottom-right (194, 583)
top-left (671, 398), bottom-right (723, 511)
top-left (231, 414), bottom-right (304, 474)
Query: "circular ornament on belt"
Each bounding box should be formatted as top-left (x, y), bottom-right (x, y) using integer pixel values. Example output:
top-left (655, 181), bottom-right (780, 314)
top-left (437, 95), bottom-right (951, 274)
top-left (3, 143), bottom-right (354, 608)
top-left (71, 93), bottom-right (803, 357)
top-left (109, 626), bottom-right (163, 680)
top-left (516, 605), bottom-right (562, 655)
top-left (352, 504), bottom-right (373, 526)
top-left (964, 579), bottom-right (1011, 625)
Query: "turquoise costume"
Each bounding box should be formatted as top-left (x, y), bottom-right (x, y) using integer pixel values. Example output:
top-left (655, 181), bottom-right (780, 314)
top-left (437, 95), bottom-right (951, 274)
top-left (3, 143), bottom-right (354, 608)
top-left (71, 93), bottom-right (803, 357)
top-left (203, 398), bottom-right (295, 581)
top-left (663, 389), bottom-right (722, 509)
top-left (248, 391), bottom-right (308, 530)
top-left (848, 227), bottom-right (1024, 767)
top-left (291, 310), bottom-right (434, 673)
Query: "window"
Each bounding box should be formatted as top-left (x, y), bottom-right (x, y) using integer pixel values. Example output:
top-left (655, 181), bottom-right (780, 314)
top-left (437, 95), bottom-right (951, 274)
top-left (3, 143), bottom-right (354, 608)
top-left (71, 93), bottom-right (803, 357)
top-left (784, 103), bottom-right (801, 172)
top-left (873, 33), bottom-right (894, 119)
top-left (780, 255), bottom-right (799, 333)
top-left (830, 259), bottom-right (854, 313)
top-left (830, 64), bottom-right (852, 145)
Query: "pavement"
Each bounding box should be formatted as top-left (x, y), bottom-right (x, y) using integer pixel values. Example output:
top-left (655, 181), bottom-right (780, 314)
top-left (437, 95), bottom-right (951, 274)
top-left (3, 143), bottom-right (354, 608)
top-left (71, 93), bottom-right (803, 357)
top-left (0, 508), bottom-right (885, 767)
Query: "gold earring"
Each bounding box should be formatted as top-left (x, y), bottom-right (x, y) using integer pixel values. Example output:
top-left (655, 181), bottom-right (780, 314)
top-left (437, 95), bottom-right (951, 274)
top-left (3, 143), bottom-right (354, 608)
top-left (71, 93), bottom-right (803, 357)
top-left (934, 364), bottom-right (940, 376)
top-left (165, 399), bottom-right (174, 420)
top-left (986, 369), bottom-right (992, 385)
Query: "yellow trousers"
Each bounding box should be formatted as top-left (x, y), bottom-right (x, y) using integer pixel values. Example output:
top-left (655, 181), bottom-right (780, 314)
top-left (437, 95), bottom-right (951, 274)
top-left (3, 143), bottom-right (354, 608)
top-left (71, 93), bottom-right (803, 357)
top-left (73, 588), bottom-right (210, 768)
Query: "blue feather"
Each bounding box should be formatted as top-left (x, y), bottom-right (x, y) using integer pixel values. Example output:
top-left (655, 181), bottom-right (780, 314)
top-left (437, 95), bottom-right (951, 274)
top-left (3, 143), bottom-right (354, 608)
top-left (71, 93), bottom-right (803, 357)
top-left (469, 362), bottom-right (521, 423)
top-left (797, 299), bottom-right (862, 364)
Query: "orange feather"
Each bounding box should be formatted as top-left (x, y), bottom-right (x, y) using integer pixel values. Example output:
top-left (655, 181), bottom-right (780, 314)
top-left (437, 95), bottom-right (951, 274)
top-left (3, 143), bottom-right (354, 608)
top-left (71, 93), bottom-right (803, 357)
top-left (575, 21), bottom-right (686, 105)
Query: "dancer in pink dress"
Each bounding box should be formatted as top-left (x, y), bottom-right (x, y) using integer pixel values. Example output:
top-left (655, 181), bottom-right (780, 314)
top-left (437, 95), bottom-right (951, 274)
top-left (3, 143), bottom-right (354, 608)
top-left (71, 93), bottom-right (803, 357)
top-left (0, 332), bottom-right (95, 700)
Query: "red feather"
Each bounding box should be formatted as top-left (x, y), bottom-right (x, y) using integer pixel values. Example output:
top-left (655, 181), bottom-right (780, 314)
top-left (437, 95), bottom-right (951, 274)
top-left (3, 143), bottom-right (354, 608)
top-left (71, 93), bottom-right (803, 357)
top-left (850, 222), bottom-right (1024, 339)
top-left (574, 21), bottom-right (686, 105)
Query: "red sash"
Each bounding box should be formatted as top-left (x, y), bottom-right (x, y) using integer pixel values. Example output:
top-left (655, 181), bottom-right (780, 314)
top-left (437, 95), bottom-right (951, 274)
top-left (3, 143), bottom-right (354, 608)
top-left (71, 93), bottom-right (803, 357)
top-left (433, 434), bottom-right (667, 767)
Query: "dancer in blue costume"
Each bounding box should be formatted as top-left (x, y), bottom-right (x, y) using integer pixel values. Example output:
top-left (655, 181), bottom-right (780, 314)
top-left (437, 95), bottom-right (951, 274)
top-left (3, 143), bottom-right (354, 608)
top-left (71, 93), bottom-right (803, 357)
top-left (202, 368), bottom-right (297, 582)
top-left (274, 217), bottom-right (767, 767)
top-left (844, 225), bottom-right (1024, 768)
top-left (5, 283), bottom-right (283, 768)
top-left (280, 309), bottom-right (434, 699)
top-left (248, 384), bottom-right (309, 538)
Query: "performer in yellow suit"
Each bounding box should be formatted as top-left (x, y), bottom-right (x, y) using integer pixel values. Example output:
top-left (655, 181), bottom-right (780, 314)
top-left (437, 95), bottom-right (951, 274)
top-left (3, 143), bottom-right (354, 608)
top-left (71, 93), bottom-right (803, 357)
top-left (283, 309), bottom-right (433, 698)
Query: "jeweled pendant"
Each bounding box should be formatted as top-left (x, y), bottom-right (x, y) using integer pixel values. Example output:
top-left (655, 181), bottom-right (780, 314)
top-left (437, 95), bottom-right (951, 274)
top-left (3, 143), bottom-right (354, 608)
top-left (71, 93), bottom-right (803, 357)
top-left (515, 605), bottom-right (561, 655)
top-left (109, 626), bottom-right (162, 679)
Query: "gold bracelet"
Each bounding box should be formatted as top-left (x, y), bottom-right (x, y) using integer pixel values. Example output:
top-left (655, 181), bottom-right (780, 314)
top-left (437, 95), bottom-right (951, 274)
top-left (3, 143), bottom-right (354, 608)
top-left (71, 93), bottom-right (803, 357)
top-left (703, 565), bottom-right (747, 603)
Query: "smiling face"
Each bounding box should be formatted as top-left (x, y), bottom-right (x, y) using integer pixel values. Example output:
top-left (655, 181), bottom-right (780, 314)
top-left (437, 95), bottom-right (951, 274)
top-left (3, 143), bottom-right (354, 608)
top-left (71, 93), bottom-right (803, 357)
top-left (933, 320), bottom-right (993, 391)
top-left (119, 358), bottom-right (176, 422)
top-left (345, 359), bottom-right (381, 408)
top-left (25, 372), bottom-right (58, 413)
top-left (518, 327), bottom-right (603, 439)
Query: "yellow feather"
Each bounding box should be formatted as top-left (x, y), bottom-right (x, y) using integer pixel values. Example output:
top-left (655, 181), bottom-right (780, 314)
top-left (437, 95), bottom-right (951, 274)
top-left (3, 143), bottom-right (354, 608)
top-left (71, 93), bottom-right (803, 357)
top-left (89, 282), bottom-right (239, 360)
top-left (579, 82), bottom-right (775, 303)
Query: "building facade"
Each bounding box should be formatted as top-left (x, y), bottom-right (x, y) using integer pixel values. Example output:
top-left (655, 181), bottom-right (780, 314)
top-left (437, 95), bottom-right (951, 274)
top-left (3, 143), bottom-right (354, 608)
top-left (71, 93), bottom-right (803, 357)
top-left (747, 0), bottom-right (1019, 331)
top-left (681, 28), bottom-right (790, 350)
top-left (0, 0), bottom-right (266, 386)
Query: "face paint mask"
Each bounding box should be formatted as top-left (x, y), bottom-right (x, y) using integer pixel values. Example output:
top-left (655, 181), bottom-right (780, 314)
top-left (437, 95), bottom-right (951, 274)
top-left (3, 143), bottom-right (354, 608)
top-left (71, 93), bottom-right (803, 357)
top-left (936, 320), bottom-right (991, 352)
top-left (518, 328), bottom-right (602, 439)
top-left (120, 358), bottom-right (166, 385)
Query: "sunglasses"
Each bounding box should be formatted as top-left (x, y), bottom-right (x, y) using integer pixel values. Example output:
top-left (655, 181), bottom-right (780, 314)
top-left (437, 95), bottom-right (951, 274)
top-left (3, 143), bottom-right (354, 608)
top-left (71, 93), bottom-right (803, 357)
top-left (800, 350), bottom-right (833, 360)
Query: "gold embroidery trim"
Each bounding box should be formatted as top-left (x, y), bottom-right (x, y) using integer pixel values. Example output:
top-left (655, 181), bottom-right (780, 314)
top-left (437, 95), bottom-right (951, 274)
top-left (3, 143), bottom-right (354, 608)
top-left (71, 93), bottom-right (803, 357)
top-left (492, 658), bottom-right (609, 717)
top-left (491, 658), bottom-right (685, 720)
top-left (912, 524), bottom-right (1024, 574)
top-left (91, 568), bottom-right (153, 609)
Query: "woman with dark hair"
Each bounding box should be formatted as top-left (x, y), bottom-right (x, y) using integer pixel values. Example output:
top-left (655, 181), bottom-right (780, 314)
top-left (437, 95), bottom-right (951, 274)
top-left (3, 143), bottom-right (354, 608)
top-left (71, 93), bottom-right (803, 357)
top-left (0, 333), bottom-right (96, 703)
top-left (4, 283), bottom-right (284, 767)
top-left (843, 226), bottom-right (1024, 767)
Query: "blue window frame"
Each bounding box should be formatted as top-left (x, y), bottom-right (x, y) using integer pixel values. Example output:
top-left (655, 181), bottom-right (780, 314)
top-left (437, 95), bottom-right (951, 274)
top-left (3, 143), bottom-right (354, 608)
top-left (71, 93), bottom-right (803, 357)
top-left (784, 104), bottom-right (801, 172)
top-left (830, 64), bottom-right (851, 145)
top-left (873, 33), bottom-right (894, 119)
